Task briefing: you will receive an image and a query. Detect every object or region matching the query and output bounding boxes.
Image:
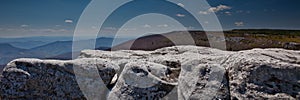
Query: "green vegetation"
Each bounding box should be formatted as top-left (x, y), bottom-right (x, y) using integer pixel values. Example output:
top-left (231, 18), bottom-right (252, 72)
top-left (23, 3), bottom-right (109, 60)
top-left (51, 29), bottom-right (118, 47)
top-left (225, 29), bottom-right (300, 43)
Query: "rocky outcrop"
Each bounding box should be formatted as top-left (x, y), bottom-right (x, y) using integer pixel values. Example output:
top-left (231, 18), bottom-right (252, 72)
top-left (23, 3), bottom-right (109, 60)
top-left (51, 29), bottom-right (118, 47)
top-left (0, 46), bottom-right (299, 99)
top-left (80, 46), bottom-right (232, 99)
top-left (0, 58), bottom-right (119, 99)
top-left (108, 61), bottom-right (177, 100)
top-left (178, 60), bottom-right (229, 100)
top-left (222, 48), bottom-right (300, 99)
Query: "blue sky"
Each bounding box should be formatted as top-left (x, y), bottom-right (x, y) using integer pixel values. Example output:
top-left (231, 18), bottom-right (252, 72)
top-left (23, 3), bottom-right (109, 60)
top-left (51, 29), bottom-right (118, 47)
top-left (0, 0), bottom-right (300, 38)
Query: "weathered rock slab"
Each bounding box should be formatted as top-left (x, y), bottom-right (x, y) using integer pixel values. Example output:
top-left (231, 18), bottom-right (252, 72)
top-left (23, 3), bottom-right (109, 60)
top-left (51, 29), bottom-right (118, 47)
top-left (1, 46), bottom-right (300, 100)
top-left (222, 48), bottom-right (300, 99)
top-left (0, 58), bottom-right (119, 99)
top-left (178, 60), bottom-right (230, 100)
top-left (108, 61), bottom-right (177, 100)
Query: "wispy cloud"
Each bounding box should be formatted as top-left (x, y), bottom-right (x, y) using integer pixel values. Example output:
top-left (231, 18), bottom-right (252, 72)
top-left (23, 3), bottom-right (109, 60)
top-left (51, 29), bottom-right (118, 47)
top-left (209, 5), bottom-right (231, 12)
top-left (224, 11), bottom-right (232, 15)
top-left (102, 27), bottom-right (137, 31)
top-left (3, 27), bottom-right (71, 34)
top-left (199, 5), bottom-right (232, 15)
top-left (177, 3), bottom-right (184, 7)
top-left (186, 26), bottom-right (194, 30)
top-left (64, 19), bottom-right (73, 23)
top-left (176, 14), bottom-right (185, 17)
top-left (157, 24), bottom-right (169, 28)
top-left (235, 22), bottom-right (244, 26)
top-left (0, 28), bottom-right (72, 37)
top-left (199, 11), bottom-right (209, 15)
top-left (143, 24), bottom-right (151, 28)
top-left (21, 24), bottom-right (29, 28)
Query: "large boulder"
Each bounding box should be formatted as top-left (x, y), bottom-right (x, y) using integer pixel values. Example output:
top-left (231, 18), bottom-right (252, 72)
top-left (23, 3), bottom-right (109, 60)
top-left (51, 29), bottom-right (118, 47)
top-left (0, 58), bottom-right (119, 99)
top-left (222, 48), bottom-right (300, 99)
top-left (108, 61), bottom-right (178, 100)
top-left (178, 60), bottom-right (229, 100)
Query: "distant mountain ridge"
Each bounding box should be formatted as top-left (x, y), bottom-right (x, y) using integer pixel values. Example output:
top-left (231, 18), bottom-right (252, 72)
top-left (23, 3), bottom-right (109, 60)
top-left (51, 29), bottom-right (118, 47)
top-left (9, 41), bottom-right (49, 49)
top-left (0, 36), bottom-right (74, 49)
top-left (0, 43), bottom-right (26, 56)
top-left (112, 30), bottom-right (300, 51)
top-left (0, 43), bottom-right (27, 67)
top-left (0, 37), bottom-right (128, 65)
top-left (0, 36), bottom-right (74, 43)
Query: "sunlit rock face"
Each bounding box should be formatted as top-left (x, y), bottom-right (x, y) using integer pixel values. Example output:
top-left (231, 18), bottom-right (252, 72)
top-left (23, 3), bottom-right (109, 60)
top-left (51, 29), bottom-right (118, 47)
top-left (1, 46), bottom-right (299, 100)
top-left (222, 48), bottom-right (300, 99)
top-left (0, 58), bottom-right (119, 99)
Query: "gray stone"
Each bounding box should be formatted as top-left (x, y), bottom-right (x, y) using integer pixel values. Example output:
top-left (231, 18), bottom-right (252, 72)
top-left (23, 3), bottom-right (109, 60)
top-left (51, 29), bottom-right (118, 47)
top-left (222, 48), bottom-right (300, 99)
top-left (108, 61), bottom-right (177, 100)
top-left (178, 60), bottom-right (229, 100)
top-left (0, 58), bottom-right (119, 99)
top-left (1, 46), bottom-right (300, 100)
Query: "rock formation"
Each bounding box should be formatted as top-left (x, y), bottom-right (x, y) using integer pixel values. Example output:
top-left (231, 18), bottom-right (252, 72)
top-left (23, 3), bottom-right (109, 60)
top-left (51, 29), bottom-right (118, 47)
top-left (0, 58), bottom-right (119, 99)
top-left (0, 46), bottom-right (299, 99)
top-left (222, 48), bottom-right (300, 99)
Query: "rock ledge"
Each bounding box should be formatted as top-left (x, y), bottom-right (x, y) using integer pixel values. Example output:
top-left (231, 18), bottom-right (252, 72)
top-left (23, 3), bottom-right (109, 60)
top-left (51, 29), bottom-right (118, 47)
top-left (1, 46), bottom-right (299, 99)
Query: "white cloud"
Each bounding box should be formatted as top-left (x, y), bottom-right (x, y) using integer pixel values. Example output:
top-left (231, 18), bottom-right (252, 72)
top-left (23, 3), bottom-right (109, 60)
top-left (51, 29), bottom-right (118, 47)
top-left (176, 14), bottom-right (185, 17)
top-left (26, 28), bottom-right (69, 33)
top-left (102, 27), bottom-right (136, 32)
top-left (177, 3), bottom-right (184, 7)
top-left (122, 28), bottom-right (136, 31)
top-left (157, 24), bottom-right (169, 28)
top-left (143, 24), bottom-right (151, 28)
top-left (64, 19), bottom-right (73, 23)
top-left (224, 11), bottom-right (232, 15)
top-left (43, 29), bottom-right (68, 33)
top-left (21, 24), bottom-right (29, 28)
top-left (103, 27), bottom-right (117, 30)
top-left (5, 27), bottom-right (70, 33)
top-left (235, 22), bottom-right (244, 26)
top-left (199, 11), bottom-right (209, 15)
top-left (200, 5), bottom-right (231, 15)
top-left (208, 5), bottom-right (231, 12)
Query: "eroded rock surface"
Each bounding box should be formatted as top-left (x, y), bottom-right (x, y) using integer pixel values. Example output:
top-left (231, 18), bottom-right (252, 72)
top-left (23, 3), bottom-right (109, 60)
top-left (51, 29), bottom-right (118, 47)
top-left (0, 46), bottom-right (299, 100)
top-left (178, 60), bottom-right (229, 100)
top-left (81, 46), bottom-right (232, 100)
top-left (222, 48), bottom-right (300, 99)
top-left (0, 58), bottom-right (119, 99)
top-left (108, 61), bottom-right (177, 100)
